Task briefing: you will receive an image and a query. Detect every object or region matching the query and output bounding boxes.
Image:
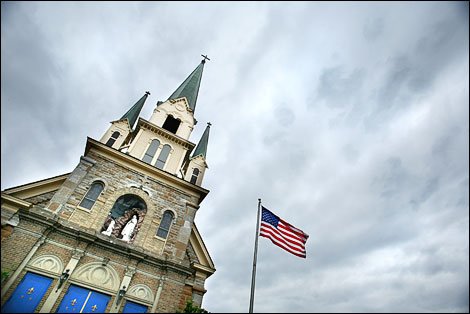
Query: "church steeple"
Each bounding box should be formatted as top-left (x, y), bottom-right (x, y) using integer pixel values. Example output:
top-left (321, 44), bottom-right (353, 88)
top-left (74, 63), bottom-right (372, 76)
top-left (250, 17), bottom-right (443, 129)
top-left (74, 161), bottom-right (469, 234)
top-left (131, 57), bottom-right (211, 180)
top-left (167, 59), bottom-right (206, 113)
top-left (192, 122), bottom-right (211, 159)
top-left (120, 91), bottom-right (150, 129)
top-left (99, 92), bottom-right (149, 150)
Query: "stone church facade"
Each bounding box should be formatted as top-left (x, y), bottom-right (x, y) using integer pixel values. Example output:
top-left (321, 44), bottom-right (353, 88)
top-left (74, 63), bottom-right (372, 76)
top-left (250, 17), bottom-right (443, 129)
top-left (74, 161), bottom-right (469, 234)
top-left (1, 59), bottom-right (215, 313)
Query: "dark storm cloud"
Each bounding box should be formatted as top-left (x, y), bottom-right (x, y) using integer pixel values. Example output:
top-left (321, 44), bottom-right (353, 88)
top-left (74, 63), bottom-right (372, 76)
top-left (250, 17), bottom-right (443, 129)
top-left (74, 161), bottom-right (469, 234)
top-left (2, 2), bottom-right (468, 313)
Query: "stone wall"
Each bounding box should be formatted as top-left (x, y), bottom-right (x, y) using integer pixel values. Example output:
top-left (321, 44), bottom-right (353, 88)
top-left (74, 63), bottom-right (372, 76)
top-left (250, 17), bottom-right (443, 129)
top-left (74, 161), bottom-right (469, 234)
top-left (24, 190), bottom-right (57, 206)
top-left (1, 143), bottom-right (212, 312)
top-left (57, 151), bottom-right (198, 262)
top-left (1, 215), bottom-right (202, 312)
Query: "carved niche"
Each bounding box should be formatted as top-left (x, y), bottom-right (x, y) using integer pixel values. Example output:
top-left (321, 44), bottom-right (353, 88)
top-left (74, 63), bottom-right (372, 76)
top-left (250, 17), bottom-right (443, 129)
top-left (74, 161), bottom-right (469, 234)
top-left (100, 194), bottom-right (147, 243)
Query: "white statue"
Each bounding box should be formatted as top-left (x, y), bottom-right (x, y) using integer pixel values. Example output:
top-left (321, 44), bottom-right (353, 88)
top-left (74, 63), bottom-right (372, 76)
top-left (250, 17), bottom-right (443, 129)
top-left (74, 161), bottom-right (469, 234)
top-left (101, 219), bottom-right (115, 236)
top-left (121, 215), bottom-right (138, 242)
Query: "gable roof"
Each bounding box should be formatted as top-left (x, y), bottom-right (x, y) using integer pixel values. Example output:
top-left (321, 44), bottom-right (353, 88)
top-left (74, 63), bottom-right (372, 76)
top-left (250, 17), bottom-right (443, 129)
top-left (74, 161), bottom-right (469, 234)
top-left (2, 173), bottom-right (70, 199)
top-left (189, 223), bottom-right (216, 277)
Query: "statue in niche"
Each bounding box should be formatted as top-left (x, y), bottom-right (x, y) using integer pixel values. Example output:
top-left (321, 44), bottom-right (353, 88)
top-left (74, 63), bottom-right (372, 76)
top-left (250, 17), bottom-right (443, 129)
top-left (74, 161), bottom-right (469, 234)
top-left (101, 219), bottom-right (115, 236)
top-left (121, 215), bottom-right (138, 242)
top-left (100, 194), bottom-right (147, 243)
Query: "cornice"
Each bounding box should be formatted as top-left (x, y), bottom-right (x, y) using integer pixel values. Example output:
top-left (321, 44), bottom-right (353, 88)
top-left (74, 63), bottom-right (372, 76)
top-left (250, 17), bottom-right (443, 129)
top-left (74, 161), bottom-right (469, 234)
top-left (137, 117), bottom-right (196, 150)
top-left (19, 206), bottom-right (194, 277)
top-left (191, 262), bottom-right (215, 276)
top-left (1, 193), bottom-right (33, 209)
top-left (2, 173), bottom-right (70, 198)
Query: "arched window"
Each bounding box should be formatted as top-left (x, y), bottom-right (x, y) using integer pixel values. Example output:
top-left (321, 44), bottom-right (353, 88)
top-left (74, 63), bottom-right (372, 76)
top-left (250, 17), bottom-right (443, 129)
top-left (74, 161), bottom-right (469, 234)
top-left (155, 144), bottom-right (171, 170)
top-left (106, 131), bottom-right (120, 147)
top-left (156, 210), bottom-right (174, 239)
top-left (79, 181), bottom-right (104, 210)
top-left (143, 139), bottom-right (160, 164)
top-left (190, 168), bottom-right (199, 184)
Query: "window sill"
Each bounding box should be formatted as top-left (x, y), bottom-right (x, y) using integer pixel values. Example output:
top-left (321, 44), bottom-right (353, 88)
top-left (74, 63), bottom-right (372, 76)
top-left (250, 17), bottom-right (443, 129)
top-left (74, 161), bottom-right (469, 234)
top-left (76, 205), bottom-right (93, 213)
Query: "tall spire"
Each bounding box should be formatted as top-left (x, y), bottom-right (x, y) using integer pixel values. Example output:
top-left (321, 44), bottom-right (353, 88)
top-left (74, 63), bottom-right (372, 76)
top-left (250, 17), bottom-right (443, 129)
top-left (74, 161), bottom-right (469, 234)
top-left (192, 122), bottom-right (211, 159)
top-left (120, 91), bottom-right (150, 129)
top-left (168, 57), bottom-right (207, 113)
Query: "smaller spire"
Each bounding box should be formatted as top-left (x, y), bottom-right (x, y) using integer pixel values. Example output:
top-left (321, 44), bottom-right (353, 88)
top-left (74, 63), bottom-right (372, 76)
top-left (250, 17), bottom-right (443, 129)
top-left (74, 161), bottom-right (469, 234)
top-left (192, 122), bottom-right (211, 159)
top-left (120, 92), bottom-right (150, 129)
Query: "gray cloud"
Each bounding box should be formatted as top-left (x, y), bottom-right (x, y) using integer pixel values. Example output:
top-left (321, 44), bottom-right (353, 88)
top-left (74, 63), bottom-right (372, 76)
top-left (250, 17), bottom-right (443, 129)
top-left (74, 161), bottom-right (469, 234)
top-left (363, 17), bottom-right (385, 42)
top-left (317, 66), bottom-right (365, 108)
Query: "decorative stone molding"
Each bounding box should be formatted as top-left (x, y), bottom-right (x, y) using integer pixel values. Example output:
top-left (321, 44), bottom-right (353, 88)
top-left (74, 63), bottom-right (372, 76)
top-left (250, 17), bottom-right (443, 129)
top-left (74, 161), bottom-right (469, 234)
top-left (160, 208), bottom-right (178, 222)
top-left (127, 284), bottom-right (154, 303)
top-left (90, 177), bottom-right (109, 189)
top-left (80, 156), bottom-right (97, 165)
top-left (104, 187), bottom-right (154, 215)
top-left (6, 213), bottom-right (20, 227)
top-left (125, 266), bottom-right (136, 277)
top-left (27, 254), bottom-right (64, 275)
top-left (72, 249), bottom-right (85, 259)
top-left (101, 257), bottom-right (110, 266)
top-left (127, 184), bottom-right (152, 197)
top-left (71, 262), bottom-right (120, 291)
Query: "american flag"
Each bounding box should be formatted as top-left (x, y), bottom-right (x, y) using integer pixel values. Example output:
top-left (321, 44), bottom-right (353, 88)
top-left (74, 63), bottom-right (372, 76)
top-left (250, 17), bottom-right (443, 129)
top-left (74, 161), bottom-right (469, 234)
top-left (259, 206), bottom-right (309, 258)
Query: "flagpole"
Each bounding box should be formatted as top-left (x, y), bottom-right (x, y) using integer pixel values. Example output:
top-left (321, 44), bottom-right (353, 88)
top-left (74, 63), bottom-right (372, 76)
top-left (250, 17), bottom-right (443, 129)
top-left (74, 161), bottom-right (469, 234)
top-left (249, 198), bottom-right (262, 313)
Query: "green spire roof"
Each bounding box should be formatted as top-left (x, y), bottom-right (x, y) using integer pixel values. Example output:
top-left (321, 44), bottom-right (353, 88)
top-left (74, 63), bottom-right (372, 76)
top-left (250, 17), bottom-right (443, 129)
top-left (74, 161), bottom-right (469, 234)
top-left (120, 91), bottom-right (150, 129)
top-left (168, 60), bottom-right (205, 112)
top-left (192, 122), bottom-right (211, 159)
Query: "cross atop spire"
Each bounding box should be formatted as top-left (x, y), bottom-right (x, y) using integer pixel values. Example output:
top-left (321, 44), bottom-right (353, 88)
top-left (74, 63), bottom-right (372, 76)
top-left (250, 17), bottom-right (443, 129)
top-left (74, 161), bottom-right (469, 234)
top-left (201, 54), bottom-right (210, 64)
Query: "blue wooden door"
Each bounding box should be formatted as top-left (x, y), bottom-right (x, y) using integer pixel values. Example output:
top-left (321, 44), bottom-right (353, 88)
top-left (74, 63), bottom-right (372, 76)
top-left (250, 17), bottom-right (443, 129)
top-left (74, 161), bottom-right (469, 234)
top-left (56, 285), bottom-right (89, 313)
top-left (80, 290), bottom-right (110, 313)
top-left (1, 272), bottom-right (53, 313)
top-left (123, 300), bottom-right (148, 313)
top-left (56, 284), bottom-right (110, 313)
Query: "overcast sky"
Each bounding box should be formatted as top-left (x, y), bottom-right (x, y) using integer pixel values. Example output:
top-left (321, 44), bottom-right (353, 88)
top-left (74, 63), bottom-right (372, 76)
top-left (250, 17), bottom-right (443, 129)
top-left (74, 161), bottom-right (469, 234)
top-left (1, 1), bottom-right (469, 313)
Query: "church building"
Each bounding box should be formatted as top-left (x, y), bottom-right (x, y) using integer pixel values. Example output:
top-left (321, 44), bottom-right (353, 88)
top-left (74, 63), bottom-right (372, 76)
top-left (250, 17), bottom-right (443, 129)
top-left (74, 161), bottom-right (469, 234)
top-left (1, 58), bottom-right (215, 313)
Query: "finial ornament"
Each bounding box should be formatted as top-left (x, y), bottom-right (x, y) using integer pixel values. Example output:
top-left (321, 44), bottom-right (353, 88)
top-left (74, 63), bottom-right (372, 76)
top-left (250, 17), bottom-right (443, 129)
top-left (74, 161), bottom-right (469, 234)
top-left (201, 54), bottom-right (210, 63)
top-left (145, 91), bottom-right (150, 96)
top-left (207, 122), bottom-right (212, 127)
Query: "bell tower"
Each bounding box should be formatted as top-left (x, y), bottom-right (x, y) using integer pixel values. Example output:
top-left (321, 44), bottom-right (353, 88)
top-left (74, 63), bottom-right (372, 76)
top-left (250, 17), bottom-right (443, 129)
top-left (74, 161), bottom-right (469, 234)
top-left (1, 57), bottom-right (215, 313)
top-left (124, 58), bottom-right (211, 182)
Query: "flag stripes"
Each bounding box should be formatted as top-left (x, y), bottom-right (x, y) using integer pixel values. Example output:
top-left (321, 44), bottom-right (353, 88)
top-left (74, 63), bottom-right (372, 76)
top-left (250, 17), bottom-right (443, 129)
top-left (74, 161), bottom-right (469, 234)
top-left (259, 206), bottom-right (309, 258)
